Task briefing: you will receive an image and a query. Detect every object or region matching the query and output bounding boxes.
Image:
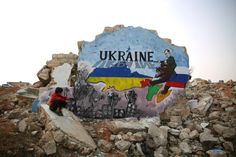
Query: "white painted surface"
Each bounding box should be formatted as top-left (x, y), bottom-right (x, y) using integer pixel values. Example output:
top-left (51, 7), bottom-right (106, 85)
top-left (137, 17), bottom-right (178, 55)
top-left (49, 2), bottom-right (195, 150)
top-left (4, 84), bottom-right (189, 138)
top-left (41, 104), bottom-right (96, 149)
top-left (52, 63), bottom-right (72, 87)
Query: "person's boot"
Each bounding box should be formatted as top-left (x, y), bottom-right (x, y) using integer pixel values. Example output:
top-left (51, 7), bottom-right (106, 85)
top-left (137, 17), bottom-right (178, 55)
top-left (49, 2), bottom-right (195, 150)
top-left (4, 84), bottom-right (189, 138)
top-left (161, 86), bottom-right (170, 94)
top-left (55, 108), bottom-right (63, 116)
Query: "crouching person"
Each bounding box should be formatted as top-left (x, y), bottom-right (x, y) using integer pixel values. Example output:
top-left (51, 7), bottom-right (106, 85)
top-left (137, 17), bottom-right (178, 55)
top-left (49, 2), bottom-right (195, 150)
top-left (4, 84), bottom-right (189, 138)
top-left (48, 87), bottom-right (70, 116)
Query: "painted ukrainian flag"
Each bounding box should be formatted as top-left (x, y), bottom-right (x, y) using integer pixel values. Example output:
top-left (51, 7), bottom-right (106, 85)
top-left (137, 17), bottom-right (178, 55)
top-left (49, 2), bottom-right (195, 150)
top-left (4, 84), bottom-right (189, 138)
top-left (87, 65), bottom-right (152, 91)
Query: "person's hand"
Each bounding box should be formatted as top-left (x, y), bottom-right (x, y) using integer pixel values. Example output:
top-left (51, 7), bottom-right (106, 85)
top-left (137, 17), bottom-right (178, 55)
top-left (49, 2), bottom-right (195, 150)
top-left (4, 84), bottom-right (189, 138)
top-left (69, 97), bottom-right (75, 101)
top-left (147, 80), bottom-right (152, 86)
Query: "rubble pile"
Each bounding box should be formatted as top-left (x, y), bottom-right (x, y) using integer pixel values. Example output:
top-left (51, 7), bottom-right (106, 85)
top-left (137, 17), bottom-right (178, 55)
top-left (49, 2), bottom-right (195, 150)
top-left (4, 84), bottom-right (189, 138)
top-left (34, 53), bottom-right (78, 88)
top-left (0, 79), bottom-right (235, 156)
top-left (87, 78), bottom-right (236, 156)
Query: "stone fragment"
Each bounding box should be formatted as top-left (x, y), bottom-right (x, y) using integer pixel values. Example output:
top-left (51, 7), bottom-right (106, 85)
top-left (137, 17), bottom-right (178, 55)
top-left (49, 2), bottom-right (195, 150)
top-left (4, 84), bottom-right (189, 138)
top-left (109, 134), bottom-right (116, 141)
top-left (213, 124), bottom-right (236, 138)
top-left (206, 149), bottom-right (227, 157)
top-left (34, 145), bottom-right (45, 157)
top-left (179, 131), bottom-right (190, 140)
top-left (148, 125), bottom-right (168, 147)
top-left (189, 130), bottom-right (199, 139)
top-left (145, 134), bottom-right (156, 149)
top-left (225, 106), bottom-right (235, 112)
top-left (187, 99), bottom-right (198, 110)
top-left (106, 120), bottom-right (146, 134)
top-left (8, 110), bottom-right (21, 119)
top-left (199, 130), bottom-right (218, 145)
top-left (170, 146), bottom-right (181, 155)
top-left (31, 131), bottom-right (38, 136)
top-left (40, 104), bottom-right (96, 150)
top-left (200, 122), bottom-right (209, 128)
top-left (129, 132), bottom-right (145, 142)
top-left (97, 139), bottom-right (112, 153)
top-left (18, 118), bottom-right (27, 132)
top-left (179, 142), bottom-right (192, 154)
top-left (53, 130), bottom-right (65, 143)
top-left (42, 140), bottom-right (57, 155)
top-left (154, 146), bottom-right (168, 157)
top-left (223, 141), bottom-right (234, 152)
top-left (115, 140), bottom-right (131, 151)
top-left (233, 85), bottom-right (236, 92)
top-left (197, 95), bottom-right (213, 114)
top-left (135, 143), bottom-right (145, 156)
top-left (169, 129), bottom-right (180, 136)
top-left (138, 116), bottom-right (161, 127)
top-left (37, 66), bottom-right (51, 85)
top-left (209, 111), bottom-right (221, 120)
top-left (168, 122), bottom-right (180, 128)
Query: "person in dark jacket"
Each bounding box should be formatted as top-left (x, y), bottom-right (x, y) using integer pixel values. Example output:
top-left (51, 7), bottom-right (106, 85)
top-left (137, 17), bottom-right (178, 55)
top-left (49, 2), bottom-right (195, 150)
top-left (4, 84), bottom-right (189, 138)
top-left (48, 87), bottom-right (69, 116)
top-left (149, 49), bottom-right (177, 94)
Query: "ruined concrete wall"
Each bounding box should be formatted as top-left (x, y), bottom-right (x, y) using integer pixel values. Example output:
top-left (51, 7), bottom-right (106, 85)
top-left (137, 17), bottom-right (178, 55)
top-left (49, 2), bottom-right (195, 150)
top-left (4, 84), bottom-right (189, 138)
top-left (35, 53), bottom-right (78, 88)
top-left (74, 25), bottom-right (190, 118)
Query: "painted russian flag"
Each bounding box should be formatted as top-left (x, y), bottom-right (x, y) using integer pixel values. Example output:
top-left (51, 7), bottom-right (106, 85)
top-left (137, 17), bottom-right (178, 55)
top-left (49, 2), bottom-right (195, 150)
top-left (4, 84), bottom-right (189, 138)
top-left (165, 66), bottom-right (190, 88)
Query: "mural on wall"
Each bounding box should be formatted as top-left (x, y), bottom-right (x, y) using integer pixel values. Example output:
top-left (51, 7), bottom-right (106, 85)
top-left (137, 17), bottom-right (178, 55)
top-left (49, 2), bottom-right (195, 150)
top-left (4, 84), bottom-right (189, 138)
top-left (72, 26), bottom-right (190, 118)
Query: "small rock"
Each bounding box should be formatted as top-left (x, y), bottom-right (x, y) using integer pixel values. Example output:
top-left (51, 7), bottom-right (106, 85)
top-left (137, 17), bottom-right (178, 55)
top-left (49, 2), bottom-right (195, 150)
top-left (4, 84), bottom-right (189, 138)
top-left (169, 129), bottom-right (180, 136)
top-left (26, 147), bottom-right (34, 152)
top-left (135, 143), bottom-right (145, 156)
top-left (129, 132), bottom-right (145, 142)
top-left (169, 135), bottom-right (178, 145)
top-left (53, 130), bottom-right (65, 143)
top-left (189, 130), bottom-right (199, 139)
top-left (200, 122), bottom-right (209, 129)
top-left (209, 111), bottom-right (221, 120)
top-left (195, 123), bottom-right (203, 132)
top-left (196, 95), bottom-right (213, 115)
top-left (179, 142), bottom-right (192, 154)
top-left (68, 141), bottom-right (81, 150)
top-left (18, 119), bottom-right (27, 132)
top-left (170, 146), bottom-right (181, 155)
top-left (34, 145), bottom-right (45, 157)
top-left (10, 119), bottom-right (20, 124)
top-left (187, 99), bottom-right (198, 110)
top-left (206, 149), bottom-right (227, 157)
top-left (220, 100), bottom-right (232, 108)
top-left (148, 125), bottom-right (168, 146)
top-left (115, 140), bottom-right (131, 151)
top-left (42, 140), bottom-right (57, 155)
top-left (225, 106), bottom-right (235, 112)
top-left (117, 134), bottom-right (122, 140)
top-left (8, 111), bottom-right (21, 119)
top-left (233, 85), bottom-right (236, 92)
top-left (106, 120), bottom-right (146, 134)
top-left (213, 124), bottom-right (236, 138)
top-left (79, 147), bottom-right (93, 156)
top-left (223, 141), bottom-right (234, 152)
top-left (109, 134), bottom-right (116, 141)
top-left (145, 134), bottom-right (156, 149)
top-left (179, 131), bottom-right (190, 140)
top-left (154, 146), bottom-right (168, 157)
top-left (97, 139), bottom-right (112, 153)
top-left (168, 122), bottom-right (180, 128)
top-left (199, 129), bottom-right (218, 144)
top-left (170, 116), bottom-right (182, 123)
top-left (31, 131), bottom-right (38, 136)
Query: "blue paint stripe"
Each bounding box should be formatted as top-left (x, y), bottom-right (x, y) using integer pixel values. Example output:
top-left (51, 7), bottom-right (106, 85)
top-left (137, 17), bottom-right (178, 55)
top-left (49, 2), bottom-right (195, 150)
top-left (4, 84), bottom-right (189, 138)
top-left (89, 67), bottom-right (152, 78)
top-left (169, 74), bottom-right (189, 83)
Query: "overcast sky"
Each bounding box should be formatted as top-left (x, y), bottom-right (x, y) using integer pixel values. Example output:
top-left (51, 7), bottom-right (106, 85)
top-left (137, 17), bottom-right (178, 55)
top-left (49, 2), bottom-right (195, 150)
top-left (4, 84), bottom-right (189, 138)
top-left (0, 0), bottom-right (235, 84)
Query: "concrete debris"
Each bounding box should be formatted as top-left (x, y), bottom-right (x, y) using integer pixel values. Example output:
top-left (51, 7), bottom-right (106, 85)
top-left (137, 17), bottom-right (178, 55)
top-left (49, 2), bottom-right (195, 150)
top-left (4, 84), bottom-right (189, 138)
top-left (35, 53), bottom-right (78, 88)
top-left (0, 79), bottom-right (236, 156)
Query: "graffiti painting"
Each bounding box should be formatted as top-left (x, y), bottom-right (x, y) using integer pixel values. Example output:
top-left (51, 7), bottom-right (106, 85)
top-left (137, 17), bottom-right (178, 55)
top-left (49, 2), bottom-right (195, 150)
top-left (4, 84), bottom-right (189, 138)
top-left (72, 26), bottom-right (190, 118)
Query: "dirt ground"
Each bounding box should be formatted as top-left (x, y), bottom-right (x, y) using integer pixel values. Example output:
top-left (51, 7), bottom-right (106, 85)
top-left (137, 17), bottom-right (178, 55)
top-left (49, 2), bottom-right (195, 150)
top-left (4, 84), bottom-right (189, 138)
top-left (0, 86), bottom-right (40, 157)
